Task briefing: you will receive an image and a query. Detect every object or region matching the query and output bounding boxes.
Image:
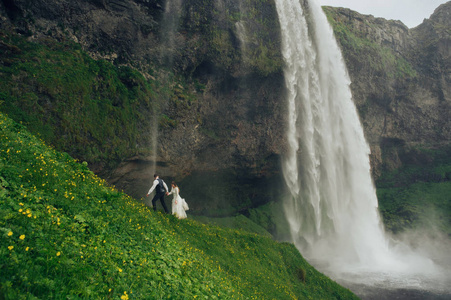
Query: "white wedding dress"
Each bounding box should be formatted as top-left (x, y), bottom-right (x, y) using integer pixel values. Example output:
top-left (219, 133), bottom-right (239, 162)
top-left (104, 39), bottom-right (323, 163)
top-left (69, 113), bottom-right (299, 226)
top-left (168, 187), bottom-right (187, 219)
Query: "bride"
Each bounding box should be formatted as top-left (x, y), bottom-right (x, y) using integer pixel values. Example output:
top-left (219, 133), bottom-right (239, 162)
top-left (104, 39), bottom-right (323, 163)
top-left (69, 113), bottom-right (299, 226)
top-left (167, 181), bottom-right (188, 219)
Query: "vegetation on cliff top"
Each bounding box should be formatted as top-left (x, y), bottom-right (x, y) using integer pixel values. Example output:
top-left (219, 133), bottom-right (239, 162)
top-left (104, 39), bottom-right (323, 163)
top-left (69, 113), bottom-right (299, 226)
top-left (0, 112), bottom-right (357, 299)
top-left (323, 7), bottom-right (418, 80)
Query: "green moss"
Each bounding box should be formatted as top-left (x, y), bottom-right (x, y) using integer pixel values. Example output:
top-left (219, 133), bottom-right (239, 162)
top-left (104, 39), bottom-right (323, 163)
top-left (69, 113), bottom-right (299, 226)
top-left (0, 32), bottom-right (201, 170)
top-left (323, 7), bottom-right (418, 80)
top-left (376, 145), bottom-right (451, 235)
top-left (159, 114), bottom-right (177, 128)
top-left (0, 32), bottom-right (156, 167)
top-left (247, 43), bottom-right (283, 76)
top-left (182, 0), bottom-right (282, 76)
top-left (248, 200), bottom-right (293, 241)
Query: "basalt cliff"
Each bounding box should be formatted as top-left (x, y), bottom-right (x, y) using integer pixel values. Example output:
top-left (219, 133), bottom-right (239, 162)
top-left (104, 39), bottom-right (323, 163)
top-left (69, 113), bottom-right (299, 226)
top-left (0, 0), bottom-right (450, 216)
top-left (324, 4), bottom-right (451, 177)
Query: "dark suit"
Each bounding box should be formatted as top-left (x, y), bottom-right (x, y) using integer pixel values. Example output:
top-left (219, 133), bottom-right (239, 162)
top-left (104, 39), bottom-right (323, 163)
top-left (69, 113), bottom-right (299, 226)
top-left (149, 178), bottom-right (169, 213)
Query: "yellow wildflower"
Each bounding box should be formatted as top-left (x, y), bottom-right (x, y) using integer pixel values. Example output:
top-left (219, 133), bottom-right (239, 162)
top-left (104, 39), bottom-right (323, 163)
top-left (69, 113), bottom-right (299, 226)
top-left (7, 231), bottom-right (13, 236)
top-left (8, 246), bottom-right (13, 251)
top-left (56, 252), bottom-right (61, 256)
top-left (19, 235), bottom-right (25, 240)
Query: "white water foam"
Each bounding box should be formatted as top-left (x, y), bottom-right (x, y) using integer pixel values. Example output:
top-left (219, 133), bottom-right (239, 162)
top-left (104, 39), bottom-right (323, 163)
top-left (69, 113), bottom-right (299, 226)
top-left (275, 0), bottom-right (450, 295)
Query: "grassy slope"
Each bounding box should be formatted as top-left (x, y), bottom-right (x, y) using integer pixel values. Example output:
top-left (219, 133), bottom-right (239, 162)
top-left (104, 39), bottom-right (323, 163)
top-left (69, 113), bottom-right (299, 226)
top-left (0, 112), bottom-right (357, 299)
top-left (376, 147), bottom-right (451, 235)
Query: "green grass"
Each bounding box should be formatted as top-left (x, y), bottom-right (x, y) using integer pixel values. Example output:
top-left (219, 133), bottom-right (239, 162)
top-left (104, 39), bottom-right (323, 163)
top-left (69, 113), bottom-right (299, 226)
top-left (378, 182), bottom-right (451, 234)
top-left (376, 146), bottom-right (451, 235)
top-left (191, 214), bottom-right (273, 238)
top-left (0, 112), bottom-right (357, 299)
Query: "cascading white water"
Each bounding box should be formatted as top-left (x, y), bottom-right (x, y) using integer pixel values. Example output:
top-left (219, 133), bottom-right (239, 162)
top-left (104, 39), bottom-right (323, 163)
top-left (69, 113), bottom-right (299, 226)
top-left (275, 0), bottom-right (445, 292)
top-left (276, 0), bottom-right (388, 269)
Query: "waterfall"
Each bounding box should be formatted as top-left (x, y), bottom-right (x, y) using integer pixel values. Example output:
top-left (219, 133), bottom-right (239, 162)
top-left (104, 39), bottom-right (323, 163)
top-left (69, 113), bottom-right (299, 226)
top-left (275, 0), bottom-right (438, 281)
top-left (235, 0), bottom-right (249, 60)
top-left (148, 0), bottom-right (183, 179)
top-left (160, 0), bottom-right (183, 66)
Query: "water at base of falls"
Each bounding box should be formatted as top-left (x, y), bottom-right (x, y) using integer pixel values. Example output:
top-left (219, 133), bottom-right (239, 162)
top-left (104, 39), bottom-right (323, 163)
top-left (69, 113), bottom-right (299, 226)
top-left (335, 268), bottom-right (451, 300)
top-left (274, 0), bottom-right (451, 297)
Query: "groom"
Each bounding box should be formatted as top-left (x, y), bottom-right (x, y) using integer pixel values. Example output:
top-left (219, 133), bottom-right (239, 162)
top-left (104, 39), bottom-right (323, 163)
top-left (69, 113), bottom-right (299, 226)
top-left (146, 174), bottom-right (169, 213)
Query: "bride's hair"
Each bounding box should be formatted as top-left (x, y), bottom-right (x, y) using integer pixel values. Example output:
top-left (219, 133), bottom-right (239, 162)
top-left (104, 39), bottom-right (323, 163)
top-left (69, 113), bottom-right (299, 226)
top-left (171, 181), bottom-right (179, 192)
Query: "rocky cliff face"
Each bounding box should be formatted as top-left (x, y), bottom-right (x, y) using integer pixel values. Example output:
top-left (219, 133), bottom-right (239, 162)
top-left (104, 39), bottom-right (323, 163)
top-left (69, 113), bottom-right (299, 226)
top-left (324, 3), bottom-right (451, 175)
top-left (0, 0), bottom-right (449, 215)
top-left (0, 0), bottom-right (287, 214)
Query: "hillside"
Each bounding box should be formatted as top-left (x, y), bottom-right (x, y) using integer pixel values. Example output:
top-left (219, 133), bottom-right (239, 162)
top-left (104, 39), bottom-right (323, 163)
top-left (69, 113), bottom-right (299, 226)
top-left (0, 112), bottom-right (357, 299)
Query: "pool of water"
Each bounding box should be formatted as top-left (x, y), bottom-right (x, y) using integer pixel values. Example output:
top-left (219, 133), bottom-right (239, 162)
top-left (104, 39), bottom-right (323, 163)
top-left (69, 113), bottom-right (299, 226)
top-left (325, 265), bottom-right (451, 300)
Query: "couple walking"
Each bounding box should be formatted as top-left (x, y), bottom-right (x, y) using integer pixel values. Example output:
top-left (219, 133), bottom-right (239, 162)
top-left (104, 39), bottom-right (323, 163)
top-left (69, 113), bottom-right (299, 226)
top-left (146, 174), bottom-right (188, 219)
